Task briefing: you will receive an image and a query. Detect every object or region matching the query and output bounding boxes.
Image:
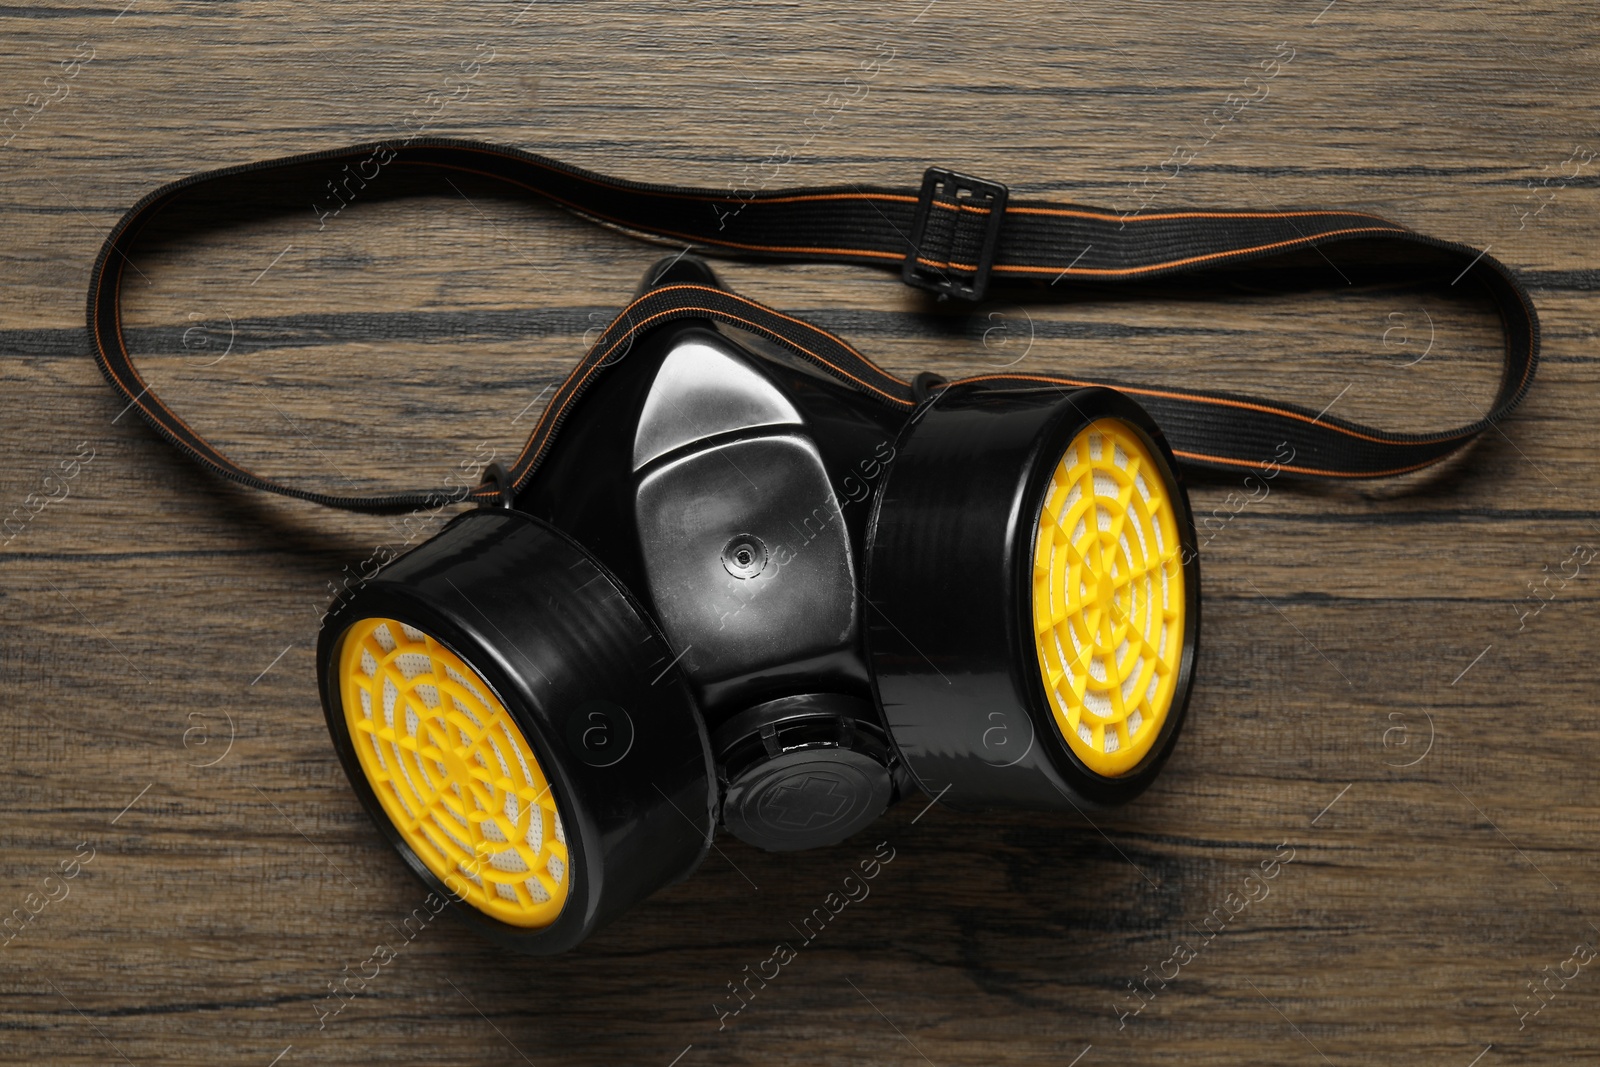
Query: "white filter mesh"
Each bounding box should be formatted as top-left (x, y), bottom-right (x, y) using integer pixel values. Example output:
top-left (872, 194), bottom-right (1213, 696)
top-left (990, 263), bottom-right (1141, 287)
top-left (444, 664), bottom-right (488, 707)
top-left (490, 849), bottom-right (529, 874)
top-left (525, 807), bottom-right (544, 852)
top-left (1121, 663), bottom-right (1141, 702)
top-left (395, 652), bottom-right (431, 679)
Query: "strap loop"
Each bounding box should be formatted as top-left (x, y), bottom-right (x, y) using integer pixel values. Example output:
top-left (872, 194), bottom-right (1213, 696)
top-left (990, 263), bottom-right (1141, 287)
top-left (910, 371), bottom-right (948, 404)
top-left (477, 462), bottom-right (516, 510)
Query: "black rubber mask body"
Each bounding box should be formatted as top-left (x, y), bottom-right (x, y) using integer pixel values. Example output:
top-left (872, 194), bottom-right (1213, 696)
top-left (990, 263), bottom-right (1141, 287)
top-left (84, 141), bottom-right (1539, 955)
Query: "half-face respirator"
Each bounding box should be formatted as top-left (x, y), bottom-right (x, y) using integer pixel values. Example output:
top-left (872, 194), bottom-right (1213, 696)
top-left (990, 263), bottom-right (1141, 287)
top-left (88, 141), bottom-right (1540, 954)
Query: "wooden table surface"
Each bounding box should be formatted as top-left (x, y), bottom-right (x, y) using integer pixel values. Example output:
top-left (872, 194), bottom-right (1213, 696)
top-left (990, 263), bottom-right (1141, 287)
top-left (3, 2), bottom-right (1598, 1064)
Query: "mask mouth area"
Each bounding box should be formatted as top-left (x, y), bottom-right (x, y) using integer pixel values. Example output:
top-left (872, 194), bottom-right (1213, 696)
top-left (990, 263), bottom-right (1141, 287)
top-left (336, 616), bottom-right (571, 928)
top-left (1029, 418), bottom-right (1187, 778)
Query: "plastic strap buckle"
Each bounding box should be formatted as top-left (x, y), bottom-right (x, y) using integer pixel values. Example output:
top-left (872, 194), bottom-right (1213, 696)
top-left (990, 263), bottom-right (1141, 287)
top-left (477, 462), bottom-right (516, 509)
top-left (901, 167), bottom-right (1009, 302)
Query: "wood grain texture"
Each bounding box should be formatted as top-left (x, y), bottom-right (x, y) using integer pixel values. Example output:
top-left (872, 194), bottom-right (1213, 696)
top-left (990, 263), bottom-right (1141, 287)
top-left (2, 1), bottom-right (1598, 1064)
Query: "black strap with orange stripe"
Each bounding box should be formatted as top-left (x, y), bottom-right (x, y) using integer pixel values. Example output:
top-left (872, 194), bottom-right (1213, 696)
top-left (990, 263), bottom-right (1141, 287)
top-left (87, 137), bottom-right (1540, 512)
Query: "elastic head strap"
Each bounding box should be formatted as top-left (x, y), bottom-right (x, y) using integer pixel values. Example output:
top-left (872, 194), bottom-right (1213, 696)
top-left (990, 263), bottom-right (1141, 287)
top-left (87, 138), bottom-right (1540, 513)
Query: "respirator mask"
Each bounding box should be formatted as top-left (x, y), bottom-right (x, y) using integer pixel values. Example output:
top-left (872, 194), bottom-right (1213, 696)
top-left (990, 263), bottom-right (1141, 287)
top-left (89, 141), bottom-right (1539, 953)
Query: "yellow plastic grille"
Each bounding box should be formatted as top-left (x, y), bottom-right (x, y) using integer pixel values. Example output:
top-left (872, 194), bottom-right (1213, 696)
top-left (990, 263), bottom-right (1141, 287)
top-left (1031, 419), bottom-right (1185, 776)
top-left (338, 618), bottom-right (569, 927)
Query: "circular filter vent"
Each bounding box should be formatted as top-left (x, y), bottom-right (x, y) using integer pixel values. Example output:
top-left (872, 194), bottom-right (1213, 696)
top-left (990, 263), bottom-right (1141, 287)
top-left (338, 617), bottom-right (569, 927)
top-left (1032, 419), bottom-right (1186, 776)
